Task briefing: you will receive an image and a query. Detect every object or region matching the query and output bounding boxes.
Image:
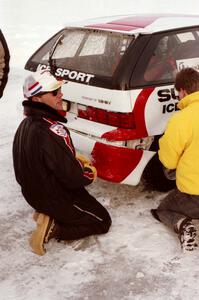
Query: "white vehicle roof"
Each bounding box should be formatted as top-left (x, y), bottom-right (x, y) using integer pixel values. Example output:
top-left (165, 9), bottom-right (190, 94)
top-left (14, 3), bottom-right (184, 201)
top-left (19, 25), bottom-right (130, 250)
top-left (67, 14), bottom-right (199, 35)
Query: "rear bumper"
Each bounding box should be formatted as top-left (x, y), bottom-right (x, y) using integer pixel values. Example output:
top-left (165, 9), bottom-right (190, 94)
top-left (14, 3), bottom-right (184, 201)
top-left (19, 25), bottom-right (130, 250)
top-left (70, 130), bottom-right (155, 185)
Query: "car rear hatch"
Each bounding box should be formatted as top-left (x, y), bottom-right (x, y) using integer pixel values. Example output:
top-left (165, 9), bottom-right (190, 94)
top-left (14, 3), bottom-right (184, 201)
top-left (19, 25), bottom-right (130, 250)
top-left (25, 27), bottom-right (139, 136)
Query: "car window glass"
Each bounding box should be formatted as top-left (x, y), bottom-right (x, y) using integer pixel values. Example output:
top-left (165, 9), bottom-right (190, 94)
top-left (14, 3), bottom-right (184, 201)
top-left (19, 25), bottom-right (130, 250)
top-left (144, 35), bottom-right (174, 82)
top-left (43, 31), bottom-right (85, 60)
top-left (79, 33), bottom-right (107, 56)
top-left (133, 28), bottom-right (199, 87)
top-left (28, 28), bottom-right (134, 78)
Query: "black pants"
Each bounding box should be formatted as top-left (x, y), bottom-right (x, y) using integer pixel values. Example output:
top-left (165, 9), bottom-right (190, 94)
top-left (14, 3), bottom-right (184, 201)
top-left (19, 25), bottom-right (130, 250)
top-left (42, 190), bottom-right (111, 240)
top-left (155, 189), bottom-right (199, 230)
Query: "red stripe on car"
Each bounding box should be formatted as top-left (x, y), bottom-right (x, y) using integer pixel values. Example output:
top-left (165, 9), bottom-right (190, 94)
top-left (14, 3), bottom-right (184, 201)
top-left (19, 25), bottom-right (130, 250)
top-left (133, 87), bottom-right (155, 137)
top-left (86, 15), bottom-right (162, 31)
top-left (86, 23), bottom-right (137, 31)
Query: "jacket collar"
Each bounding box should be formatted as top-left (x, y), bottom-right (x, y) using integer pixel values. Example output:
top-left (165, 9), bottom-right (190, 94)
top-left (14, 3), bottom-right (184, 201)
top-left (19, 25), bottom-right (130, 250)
top-left (177, 91), bottom-right (199, 110)
top-left (22, 100), bottom-right (67, 123)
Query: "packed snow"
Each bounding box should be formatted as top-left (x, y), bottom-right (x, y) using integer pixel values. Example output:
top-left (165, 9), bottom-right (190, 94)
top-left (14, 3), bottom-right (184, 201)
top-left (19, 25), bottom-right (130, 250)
top-left (1, 0), bottom-right (199, 299)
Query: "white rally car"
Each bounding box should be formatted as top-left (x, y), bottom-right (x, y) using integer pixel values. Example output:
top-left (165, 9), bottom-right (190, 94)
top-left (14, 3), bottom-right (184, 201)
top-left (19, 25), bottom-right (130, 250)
top-left (25, 14), bottom-right (199, 191)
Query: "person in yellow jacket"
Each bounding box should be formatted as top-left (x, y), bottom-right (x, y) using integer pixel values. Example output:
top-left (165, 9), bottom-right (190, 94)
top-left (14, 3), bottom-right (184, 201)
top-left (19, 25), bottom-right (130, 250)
top-left (151, 68), bottom-right (199, 253)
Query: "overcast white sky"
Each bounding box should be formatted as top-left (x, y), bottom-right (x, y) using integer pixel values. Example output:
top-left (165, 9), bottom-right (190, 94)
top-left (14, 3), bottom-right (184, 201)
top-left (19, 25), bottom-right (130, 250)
top-left (1, 0), bottom-right (199, 26)
top-left (1, 0), bottom-right (199, 71)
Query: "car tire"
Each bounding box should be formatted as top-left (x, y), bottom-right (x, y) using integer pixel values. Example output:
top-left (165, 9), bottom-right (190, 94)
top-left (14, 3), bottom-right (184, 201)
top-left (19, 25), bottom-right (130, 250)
top-left (142, 136), bottom-right (176, 192)
top-left (142, 153), bottom-right (176, 192)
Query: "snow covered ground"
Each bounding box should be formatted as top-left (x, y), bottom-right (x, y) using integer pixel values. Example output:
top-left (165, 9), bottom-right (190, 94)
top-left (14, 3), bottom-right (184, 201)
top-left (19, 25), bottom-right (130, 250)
top-left (1, 0), bottom-right (199, 299)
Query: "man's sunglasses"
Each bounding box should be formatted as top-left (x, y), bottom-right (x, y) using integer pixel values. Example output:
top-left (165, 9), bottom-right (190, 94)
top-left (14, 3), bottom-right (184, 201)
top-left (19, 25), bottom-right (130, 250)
top-left (38, 88), bottom-right (61, 97)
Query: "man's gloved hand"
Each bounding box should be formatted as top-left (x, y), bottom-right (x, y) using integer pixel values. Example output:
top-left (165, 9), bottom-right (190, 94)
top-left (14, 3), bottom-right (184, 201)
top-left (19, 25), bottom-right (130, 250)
top-left (84, 163), bottom-right (97, 182)
top-left (76, 153), bottom-right (91, 166)
top-left (163, 167), bottom-right (176, 180)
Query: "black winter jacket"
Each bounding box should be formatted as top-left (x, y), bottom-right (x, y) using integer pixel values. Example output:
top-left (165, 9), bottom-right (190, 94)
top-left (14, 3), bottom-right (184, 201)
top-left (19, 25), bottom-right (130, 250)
top-left (13, 101), bottom-right (95, 213)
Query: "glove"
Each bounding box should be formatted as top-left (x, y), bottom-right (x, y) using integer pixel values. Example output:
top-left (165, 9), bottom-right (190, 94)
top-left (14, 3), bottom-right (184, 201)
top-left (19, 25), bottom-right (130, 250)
top-left (163, 167), bottom-right (176, 180)
top-left (76, 153), bottom-right (91, 166)
top-left (84, 163), bottom-right (97, 182)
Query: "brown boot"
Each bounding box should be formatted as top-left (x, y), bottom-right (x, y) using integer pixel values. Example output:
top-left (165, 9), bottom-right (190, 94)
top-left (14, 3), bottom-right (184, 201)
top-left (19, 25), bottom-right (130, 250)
top-left (29, 213), bottom-right (56, 256)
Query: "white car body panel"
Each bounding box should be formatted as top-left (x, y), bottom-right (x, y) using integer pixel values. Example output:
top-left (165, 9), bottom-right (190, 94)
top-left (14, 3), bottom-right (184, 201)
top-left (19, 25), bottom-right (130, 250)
top-left (121, 150), bottom-right (155, 185)
top-left (62, 81), bottom-right (133, 112)
top-left (67, 112), bottom-right (116, 138)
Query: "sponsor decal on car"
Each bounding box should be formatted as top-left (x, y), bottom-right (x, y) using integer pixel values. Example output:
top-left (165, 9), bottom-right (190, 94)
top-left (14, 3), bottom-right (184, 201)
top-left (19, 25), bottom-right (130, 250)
top-left (37, 64), bottom-right (95, 83)
top-left (82, 95), bottom-right (111, 105)
top-left (157, 88), bottom-right (179, 114)
top-left (176, 58), bottom-right (199, 71)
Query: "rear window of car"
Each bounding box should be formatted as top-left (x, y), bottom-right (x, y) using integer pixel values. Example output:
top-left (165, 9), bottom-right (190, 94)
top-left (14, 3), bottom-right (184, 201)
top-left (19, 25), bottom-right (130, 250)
top-left (132, 27), bottom-right (199, 87)
top-left (28, 28), bottom-right (134, 78)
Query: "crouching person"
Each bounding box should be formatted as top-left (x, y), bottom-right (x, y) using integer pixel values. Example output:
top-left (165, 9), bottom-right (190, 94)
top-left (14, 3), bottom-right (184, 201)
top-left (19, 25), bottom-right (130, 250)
top-left (151, 68), bottom-right (199, 253)
top-left (12, 70), bottom-right (111, 255)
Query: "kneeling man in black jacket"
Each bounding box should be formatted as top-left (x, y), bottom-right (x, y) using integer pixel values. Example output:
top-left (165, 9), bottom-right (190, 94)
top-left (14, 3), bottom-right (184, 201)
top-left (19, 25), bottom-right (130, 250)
top-left (13, 70), bottom-right (111, 255)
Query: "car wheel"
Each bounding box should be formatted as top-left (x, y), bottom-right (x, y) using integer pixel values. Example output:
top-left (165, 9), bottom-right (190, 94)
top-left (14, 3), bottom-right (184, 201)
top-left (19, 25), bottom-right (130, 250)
top-left (142, 153), bottom-right (176, 192)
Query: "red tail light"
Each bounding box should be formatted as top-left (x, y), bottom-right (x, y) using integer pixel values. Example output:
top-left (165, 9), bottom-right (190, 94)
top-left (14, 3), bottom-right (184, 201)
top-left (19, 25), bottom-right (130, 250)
top-left (57, 110), bottom-right (67, 117)
top-left (78, 105), bottom-right (135, 129)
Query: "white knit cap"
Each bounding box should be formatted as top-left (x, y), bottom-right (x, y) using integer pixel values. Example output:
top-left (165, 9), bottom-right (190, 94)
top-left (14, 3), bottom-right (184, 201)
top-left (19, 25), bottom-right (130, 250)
top-left (23, 70), bottom-right (63, 99)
